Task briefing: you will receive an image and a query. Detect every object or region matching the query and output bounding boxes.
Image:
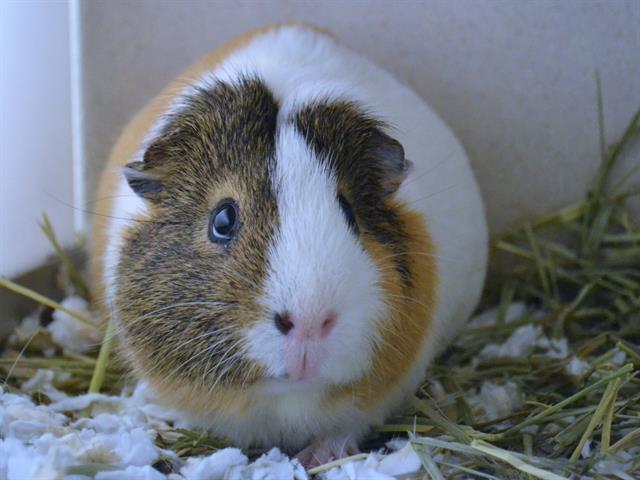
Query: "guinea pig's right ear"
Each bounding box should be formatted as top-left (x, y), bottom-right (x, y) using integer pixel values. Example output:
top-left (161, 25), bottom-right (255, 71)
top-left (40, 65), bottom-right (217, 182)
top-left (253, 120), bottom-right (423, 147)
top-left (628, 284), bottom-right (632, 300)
top-left (123, 140), bottom-right (171, 202)
top-left (374, 132), bottom-right (413, 195)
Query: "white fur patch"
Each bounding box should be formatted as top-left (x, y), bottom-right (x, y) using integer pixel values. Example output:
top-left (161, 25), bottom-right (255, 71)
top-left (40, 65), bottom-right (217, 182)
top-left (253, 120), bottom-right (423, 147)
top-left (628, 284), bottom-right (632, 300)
top-left (245, 126), bottom-right (384, 386)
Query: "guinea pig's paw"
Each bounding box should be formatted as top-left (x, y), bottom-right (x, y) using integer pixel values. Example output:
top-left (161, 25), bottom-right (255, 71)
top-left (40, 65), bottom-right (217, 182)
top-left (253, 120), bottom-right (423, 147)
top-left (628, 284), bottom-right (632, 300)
top-left (296, 435), bottom-right (360, 468)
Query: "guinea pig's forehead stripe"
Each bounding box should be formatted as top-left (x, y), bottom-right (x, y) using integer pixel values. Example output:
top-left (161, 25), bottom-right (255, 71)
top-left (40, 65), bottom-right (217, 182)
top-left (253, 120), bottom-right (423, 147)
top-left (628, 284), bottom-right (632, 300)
top-left (288, 100), bottom-right (413, 285)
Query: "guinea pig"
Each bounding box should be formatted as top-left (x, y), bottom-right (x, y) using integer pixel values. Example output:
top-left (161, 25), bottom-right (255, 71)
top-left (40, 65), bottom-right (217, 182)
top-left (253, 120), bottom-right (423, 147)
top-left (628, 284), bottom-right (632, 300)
top-left (91, 24), bottom-right (488, 465)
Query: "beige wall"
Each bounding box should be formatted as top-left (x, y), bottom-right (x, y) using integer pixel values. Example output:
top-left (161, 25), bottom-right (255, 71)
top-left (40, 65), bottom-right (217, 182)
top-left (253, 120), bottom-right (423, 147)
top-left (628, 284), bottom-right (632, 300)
top-left (81, 0), bottom-right (640, 234)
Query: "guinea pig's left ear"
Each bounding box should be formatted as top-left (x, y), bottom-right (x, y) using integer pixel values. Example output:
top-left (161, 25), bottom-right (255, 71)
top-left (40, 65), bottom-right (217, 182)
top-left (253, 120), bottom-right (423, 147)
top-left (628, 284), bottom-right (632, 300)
top-left (123, 139), bottom-right (172, 202)
top-left (374, 132), bottom-right (413, 195)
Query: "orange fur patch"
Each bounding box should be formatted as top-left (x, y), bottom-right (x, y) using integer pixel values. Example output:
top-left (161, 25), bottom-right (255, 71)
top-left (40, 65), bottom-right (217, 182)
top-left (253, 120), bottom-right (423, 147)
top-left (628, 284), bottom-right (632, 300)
top-left (328, 204), bottom-right (437, 409)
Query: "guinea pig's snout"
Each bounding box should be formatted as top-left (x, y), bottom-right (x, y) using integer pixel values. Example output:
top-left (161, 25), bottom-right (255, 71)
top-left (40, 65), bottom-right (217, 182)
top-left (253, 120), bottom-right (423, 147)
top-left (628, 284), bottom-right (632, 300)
top-left (273, 311), bottom-right (337, 340)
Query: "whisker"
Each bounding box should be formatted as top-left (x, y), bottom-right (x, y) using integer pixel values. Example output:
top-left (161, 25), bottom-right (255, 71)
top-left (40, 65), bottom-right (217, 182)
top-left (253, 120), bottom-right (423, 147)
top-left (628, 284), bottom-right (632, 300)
top-left (173, 325), bottom-right (236, 355)
top-left (78, 194), bottom-right (143, 206)
top-left (373, 249), bottom-right (473, 266)
top-left (401, 154), bottom-right (453, 189)
top-left (43, 190), bottom-right (186, 225)
top-left (93, 301), bottom-right (235, 346)
top-left (135, 301), bottom-right (234, 322)
top-left (211, 351), bottom-right (246, 389)
top-left (403, 182), bottom-right (461, 207)
top-left (158, 332), bottom-right (237, 387)
top-left (205, 338), bottom-right (248, 390)
top-left (385, 292), bottom-right (433, 312)
top-left (182, 331), bottom-right (238, 375)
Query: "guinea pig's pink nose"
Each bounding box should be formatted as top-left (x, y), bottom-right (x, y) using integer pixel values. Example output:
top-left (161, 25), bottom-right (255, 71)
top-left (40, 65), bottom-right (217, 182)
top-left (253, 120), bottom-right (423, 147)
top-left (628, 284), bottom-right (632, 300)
top-left (274, 311), bottom-right (337, 339)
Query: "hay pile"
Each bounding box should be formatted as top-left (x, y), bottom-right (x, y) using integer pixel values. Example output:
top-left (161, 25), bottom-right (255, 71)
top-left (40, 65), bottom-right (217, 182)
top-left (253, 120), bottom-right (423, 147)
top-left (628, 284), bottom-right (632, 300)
top-left (1, 97), bottom-right (638, 479)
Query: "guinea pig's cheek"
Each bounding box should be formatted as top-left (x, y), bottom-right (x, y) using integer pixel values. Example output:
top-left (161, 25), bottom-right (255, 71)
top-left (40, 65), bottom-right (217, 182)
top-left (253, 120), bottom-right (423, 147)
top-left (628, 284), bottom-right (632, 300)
top-left (320, 283), bottom-right (386, 384)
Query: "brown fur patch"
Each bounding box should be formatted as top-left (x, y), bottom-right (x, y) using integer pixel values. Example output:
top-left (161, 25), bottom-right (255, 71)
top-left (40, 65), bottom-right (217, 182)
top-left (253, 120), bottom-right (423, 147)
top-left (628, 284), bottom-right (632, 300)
top-left (115, 78), bottom-right (280, 392)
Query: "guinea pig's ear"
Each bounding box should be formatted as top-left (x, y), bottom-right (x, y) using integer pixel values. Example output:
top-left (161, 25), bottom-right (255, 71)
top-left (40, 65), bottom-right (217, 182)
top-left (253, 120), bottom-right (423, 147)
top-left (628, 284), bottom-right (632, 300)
top-left (123, 140), bottom-right (171, 202)
top-left (373, 132), bottom-right (413, 195)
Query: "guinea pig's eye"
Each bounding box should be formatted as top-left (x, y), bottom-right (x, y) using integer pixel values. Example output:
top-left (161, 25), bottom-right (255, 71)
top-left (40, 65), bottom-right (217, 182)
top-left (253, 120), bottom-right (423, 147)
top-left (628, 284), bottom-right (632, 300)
top-left (338, 194), bottom-right (359, 235)
top-left (209, 199), bottom-right (239, 244)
